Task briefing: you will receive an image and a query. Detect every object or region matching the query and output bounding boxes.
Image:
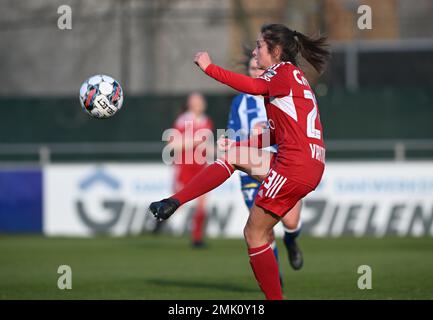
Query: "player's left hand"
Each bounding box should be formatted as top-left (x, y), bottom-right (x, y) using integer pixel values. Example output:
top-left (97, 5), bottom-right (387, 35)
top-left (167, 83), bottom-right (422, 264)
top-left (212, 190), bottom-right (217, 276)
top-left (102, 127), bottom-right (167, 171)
top-left (194, 51), bottom-right (212, 71)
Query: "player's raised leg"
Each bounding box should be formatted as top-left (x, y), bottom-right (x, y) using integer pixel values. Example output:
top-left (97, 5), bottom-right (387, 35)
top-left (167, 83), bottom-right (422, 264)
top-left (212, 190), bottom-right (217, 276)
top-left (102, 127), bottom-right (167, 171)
top-left (148, 146), bottom-right (272, 220)
top-left (148, 157), bottom-right (235, 220)
top-left (244, 204), bottom-right (283, 300)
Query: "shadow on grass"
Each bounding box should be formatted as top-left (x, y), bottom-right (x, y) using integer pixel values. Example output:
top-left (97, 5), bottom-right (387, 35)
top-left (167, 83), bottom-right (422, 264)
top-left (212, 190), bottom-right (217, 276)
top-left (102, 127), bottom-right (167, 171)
top-left (146, 278), bottom-right (257, 294)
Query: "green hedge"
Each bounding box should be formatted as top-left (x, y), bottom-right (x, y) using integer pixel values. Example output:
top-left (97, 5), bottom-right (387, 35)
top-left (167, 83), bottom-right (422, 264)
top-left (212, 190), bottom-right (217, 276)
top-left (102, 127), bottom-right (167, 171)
top-left (1, 88), bottom-right (432, 144)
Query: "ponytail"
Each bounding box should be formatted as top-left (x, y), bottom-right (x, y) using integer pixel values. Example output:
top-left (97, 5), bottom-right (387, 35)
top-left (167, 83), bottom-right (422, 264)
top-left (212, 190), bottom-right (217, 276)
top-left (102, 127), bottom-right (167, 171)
top-left (294, 31), bottom-right (330, 74)
top-left (261, 24), bottom-right (330, 74)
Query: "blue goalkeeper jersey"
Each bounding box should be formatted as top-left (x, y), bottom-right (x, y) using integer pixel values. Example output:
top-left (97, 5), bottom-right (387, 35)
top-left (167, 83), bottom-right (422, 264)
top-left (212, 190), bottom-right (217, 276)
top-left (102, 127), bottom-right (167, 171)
top-left (227, 94), bottom-right (267, 141)
top-left (227, 93), bottom-right (277, 151)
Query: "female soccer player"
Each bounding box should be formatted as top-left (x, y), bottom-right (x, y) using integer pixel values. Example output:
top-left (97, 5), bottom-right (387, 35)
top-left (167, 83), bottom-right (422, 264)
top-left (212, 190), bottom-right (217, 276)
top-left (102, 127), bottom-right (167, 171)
top-left (168, 92), bottom-right (214, 247)
top-left (226, 53), bottom-right (304, 274)
top-left (149, 24), bottom-right (330, 300)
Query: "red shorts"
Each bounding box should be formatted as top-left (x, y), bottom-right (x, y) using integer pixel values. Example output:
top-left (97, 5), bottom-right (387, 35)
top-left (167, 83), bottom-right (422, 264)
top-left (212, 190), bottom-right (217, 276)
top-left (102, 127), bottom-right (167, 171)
top-left (254, 155), bottom-right (316, 217)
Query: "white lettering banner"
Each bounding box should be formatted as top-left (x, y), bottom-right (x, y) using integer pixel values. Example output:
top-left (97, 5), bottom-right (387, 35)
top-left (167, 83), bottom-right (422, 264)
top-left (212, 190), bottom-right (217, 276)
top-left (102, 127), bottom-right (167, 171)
top-left (43, 162), bottom-right (433, 237)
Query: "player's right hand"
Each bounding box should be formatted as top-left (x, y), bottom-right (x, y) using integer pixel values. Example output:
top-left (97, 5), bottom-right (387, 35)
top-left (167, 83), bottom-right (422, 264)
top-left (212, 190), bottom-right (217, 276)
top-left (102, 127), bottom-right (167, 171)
top-left (194, 51), bottom-right (212, 71)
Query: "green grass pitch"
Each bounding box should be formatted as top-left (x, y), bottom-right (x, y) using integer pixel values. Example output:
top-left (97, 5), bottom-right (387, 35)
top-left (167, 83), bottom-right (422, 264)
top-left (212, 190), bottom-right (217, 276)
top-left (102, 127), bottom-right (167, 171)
top-left (0, 235), bottom-right (432, 299)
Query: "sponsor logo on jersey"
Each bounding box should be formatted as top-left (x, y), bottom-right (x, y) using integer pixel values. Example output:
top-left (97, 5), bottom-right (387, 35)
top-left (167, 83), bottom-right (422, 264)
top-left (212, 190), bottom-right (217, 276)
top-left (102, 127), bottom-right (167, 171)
top-left (268, 118), bottom-right (275, 130)
top-left (259, 69), bottom-right (277, 82)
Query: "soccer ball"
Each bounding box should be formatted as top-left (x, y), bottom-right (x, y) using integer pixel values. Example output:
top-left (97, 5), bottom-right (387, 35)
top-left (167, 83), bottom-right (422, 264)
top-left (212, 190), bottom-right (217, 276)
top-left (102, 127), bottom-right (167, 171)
top-left (79, 75), bottom-right (124, 119)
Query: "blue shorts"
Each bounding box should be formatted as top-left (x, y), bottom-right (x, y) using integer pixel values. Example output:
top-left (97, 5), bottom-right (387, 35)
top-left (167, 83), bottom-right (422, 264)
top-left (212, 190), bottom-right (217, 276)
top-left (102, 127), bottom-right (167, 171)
top-left (240, 175), bottom-right (261, 209)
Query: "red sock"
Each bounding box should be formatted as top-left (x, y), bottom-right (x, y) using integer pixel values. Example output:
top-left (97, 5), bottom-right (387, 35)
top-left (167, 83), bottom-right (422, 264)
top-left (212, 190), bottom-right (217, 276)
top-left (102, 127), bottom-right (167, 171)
top-left (248, 243), bottom-right (283, 300)
top-left (172, 159), bottom-right (234, 205)
top-left (192, 208), bottom-right (206, 243)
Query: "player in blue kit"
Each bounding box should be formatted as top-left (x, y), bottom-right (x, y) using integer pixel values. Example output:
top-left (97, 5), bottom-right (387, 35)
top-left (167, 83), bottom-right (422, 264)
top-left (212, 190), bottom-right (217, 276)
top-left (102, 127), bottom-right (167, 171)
top-left (225, 52), bottom-right (304, 275)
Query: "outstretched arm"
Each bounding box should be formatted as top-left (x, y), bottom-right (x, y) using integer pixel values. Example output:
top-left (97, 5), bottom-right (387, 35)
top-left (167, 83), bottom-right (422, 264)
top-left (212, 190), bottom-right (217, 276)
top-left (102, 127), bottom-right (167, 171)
top-left (194, 51), bottom-right (269, 96)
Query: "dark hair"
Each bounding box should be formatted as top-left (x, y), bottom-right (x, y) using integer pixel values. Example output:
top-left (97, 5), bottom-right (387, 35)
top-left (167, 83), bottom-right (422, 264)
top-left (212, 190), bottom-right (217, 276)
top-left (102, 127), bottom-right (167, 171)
top-left (260, 23), bottom-right (330, 74)
top-left (241, 44), bottom-right (253, 72)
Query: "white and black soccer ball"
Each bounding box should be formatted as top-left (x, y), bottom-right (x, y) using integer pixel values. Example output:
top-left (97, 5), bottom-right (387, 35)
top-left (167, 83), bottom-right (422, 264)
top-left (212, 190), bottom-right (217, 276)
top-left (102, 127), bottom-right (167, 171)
top-left (79, 75), bottom-right (124, 119)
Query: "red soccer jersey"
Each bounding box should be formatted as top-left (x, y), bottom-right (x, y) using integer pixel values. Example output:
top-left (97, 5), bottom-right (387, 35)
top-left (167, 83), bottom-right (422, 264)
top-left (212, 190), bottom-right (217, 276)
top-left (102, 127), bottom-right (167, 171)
top-left (260, 62), bottom-right (325, 188)
top-left (173, 110), bottom-right (214, 133)
top-left (206, 62), bottom-right (325, 189)
top-left (172, 111), bottom-right (214, 190)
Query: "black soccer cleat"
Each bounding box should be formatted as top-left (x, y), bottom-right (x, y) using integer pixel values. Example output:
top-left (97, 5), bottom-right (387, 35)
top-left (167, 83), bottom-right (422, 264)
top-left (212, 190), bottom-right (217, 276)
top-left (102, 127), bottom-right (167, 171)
top-left (148, 198), bottom-right (180, 221)
top-left (191, 240), bottom-right (206, 249)
top-left (287, 240), bottom-right (304, 271)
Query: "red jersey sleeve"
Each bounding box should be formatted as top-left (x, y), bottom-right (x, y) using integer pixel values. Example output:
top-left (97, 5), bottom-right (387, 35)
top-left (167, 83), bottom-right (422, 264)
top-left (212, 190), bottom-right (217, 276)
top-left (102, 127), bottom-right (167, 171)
top-left (205, 64), bottom-right (269, 95)
top-left (204, 63), bottom-right (292, 98)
